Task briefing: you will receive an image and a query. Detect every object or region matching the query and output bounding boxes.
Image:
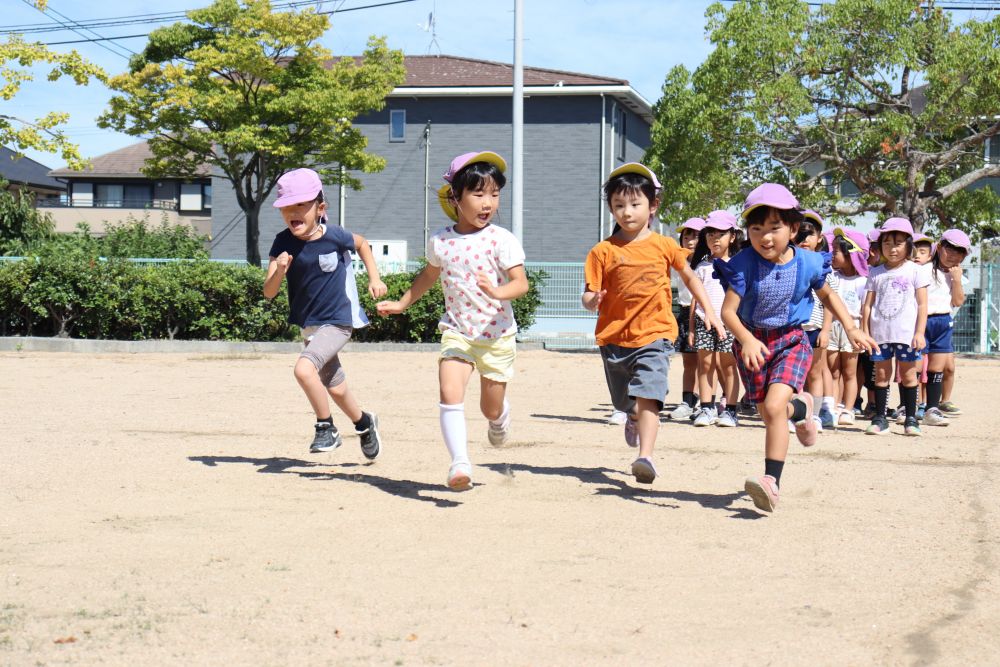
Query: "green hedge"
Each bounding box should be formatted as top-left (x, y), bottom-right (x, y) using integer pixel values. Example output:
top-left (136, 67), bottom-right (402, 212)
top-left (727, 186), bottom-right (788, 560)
top-left (0, 256), bottom-right (546, 342)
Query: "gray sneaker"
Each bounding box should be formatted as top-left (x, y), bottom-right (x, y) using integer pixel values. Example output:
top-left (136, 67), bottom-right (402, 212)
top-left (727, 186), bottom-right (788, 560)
top-left (693, 406), bottom-right (718, 427)
top-left (310, 422), bottom-right (342, 453)
top-left (356, 413), bottom-right (382, 460)
top-left (669, 402), bottom-right (694, 420)
top-left (717, 410), bottom-right (738, 427)
top-left (487, 413), bottom-right (511, 446)
top-left (923, 407), bottom-right (950, 427)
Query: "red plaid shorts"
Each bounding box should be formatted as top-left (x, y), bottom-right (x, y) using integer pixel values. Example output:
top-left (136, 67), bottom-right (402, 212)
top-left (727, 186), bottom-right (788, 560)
top-left (733, 325), bottom-right (812, 403)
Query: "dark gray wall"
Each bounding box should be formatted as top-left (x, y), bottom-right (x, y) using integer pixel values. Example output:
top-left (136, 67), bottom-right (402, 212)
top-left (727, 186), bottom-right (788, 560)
top-left (210, 94), bottom-right (651, 262)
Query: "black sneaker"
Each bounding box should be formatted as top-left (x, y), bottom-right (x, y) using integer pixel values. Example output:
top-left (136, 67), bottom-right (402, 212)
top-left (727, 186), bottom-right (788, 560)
top-left (356, 412), bottom-right (381, 460)
top-left (310, 422), bottom-right (342, 453)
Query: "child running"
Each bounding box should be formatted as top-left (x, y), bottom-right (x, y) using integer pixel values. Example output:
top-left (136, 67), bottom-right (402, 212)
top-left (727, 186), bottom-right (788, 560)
top-left (583, 163), bottom-right (724, 484)
top-left (796, 210), bottom-right (837, 431)
top-left (263, 168), bottom-right (387, 458)
top-left (376, 151), bottom-right (527, 491)
top-left (861, 217), bottom-right (929, 436)
top-left (826, 228), bottom-right (870, 426)
top-left (921, 229), bottom-right (971, 426)
top-left (714, 184), bottom-right (875, 513)
top-left (689, 210), bottom-right (740, 427)
top-left (669, 217), bottom-right (706, 421)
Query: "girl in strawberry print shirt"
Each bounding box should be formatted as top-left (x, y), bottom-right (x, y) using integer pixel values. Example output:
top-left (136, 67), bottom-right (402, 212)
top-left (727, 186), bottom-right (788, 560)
top-left (377, 152), bottom-right (527, 491)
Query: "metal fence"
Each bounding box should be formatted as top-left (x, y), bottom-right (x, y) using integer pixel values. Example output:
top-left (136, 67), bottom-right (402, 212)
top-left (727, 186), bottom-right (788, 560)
top-left (2, 254), bottom-right (997, 353)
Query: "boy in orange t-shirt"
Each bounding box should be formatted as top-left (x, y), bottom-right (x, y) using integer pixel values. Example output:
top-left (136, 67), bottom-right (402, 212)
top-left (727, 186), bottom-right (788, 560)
top-left (583, 163), bottom-right (725, 485)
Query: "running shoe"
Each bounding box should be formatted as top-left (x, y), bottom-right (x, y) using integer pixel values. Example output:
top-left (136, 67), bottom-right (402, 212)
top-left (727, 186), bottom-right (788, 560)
top-left (923, 408), bottom-right (949, 427)
top-left (904, 416), bottom-right (922, 437)
top-left (939, 401), bottom-right (962, 416)
top-left (866, 417), bottom-right (891, 435)
top-left (793, 394), bottom-right (818, 446)
top-left (631, 457), bottom-right (657, 484)
top-left (447, 462), bottom-right (472, 491)
top-left (608, 410), bottom-right (628, 425)
top-left (717, 410), bottom-right (739, 427)
top-left (624, 416), bottom-right (639, 447)
top-left (693, 406), bottom-right (718, 427)
top-left (310, 422), bottom-right (342, 453)
top-left (744, 475), bottom-right (779, 513)
top-left (668, 403), bottom-right (694, 421)
top-left (356, 413), bottom-right (382, 460)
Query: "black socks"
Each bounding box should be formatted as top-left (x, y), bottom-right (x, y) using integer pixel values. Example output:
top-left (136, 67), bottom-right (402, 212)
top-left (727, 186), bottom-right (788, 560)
top-left (926, 371), bottom-right (944, 410)
top-left (789, 398), bottom-right (807, 423)
top-left (875, 385), bottom-right (890, 418)
top-left (765, 458), bottom-right (785, 486)
top-left (683, 391), bottom-right (697, 408)
top-left (317, 416), bottom-right (333, 426)
top-left (901, 384), bottom-right (918, 419)
top-left (353, 412), bottom-right (372, 432)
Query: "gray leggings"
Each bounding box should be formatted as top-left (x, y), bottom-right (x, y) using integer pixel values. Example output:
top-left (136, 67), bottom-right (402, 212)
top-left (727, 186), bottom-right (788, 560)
top-left (300, 324), bottom-right (352, 388)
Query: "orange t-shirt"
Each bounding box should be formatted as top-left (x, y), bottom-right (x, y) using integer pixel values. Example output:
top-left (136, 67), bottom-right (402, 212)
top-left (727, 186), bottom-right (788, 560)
top-left (584, 233), bottom-right (690, 347)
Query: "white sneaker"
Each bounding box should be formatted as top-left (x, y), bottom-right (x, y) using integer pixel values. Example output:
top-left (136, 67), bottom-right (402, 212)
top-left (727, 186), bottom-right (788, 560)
top-left (838, 410), bottom-right (855, 426)
top-left (669, 403), bottom-right (694, 420)
top-left (607, 410), bottom-right (628, 425)
top-left (813, 415), bottom-right (824, 433)
top-left (487, 413), bottom-right (511, 446)
top-left (717, 410), bottom-right (738, 427)
top-left (694, 406), bottom-right (718, 427)
top-left (923, 407), bottom-right (950, 427)
top-left (788, 419), bottom-right (796, 433)
top-left (447, 462), bottom-right (472, 491)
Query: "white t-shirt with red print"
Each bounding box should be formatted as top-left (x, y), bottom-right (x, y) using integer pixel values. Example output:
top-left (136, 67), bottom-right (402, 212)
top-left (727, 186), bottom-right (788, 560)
top-left (426, 224), bottom-right (527, 341)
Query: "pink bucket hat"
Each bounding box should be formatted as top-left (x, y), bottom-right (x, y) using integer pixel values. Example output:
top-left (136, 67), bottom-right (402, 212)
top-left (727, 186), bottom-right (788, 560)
top-left (273, 168), bottom-right (323, 208)
top-left (880, 217), bottom-right (914, 238)
top-left (678, 217), bottom-right (705, 234)
top-left (741, 183), bottom-right (799, 218)
top-left (802, 209), bottom-right (824, 229)
top-left (867, 228), bottom-right (881, 243)
top-left (832, 227), bottom-right (871, 277)
top-left (913, 232), bottom-right (932, 245)
top-left (940, 229), bottom-right (972, 252)
top-left (437, 151), bottom-right (507, 222)
top-left (608, 162), bottom-right (662, 190)
top-left (705, 210), bottom-right (738, 230)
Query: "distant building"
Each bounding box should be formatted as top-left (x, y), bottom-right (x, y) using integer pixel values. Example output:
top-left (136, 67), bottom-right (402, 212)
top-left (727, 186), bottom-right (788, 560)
top-left (210, 55), bottom-right (654, 263)
top-left (0, 147), bottom-right (65, 200)
top-left (43, 141), bottom-right (212, 236)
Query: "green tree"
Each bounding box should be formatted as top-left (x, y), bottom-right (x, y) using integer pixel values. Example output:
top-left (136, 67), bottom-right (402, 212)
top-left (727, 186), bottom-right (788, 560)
top-left (0, 178), bottom-right (55, 254)
top-left (645, 0), bottom-right (1000, 236)
top-left (98, 0), bottom-right (406, 264)
top-left (1, 2), bottom-right (104, 169)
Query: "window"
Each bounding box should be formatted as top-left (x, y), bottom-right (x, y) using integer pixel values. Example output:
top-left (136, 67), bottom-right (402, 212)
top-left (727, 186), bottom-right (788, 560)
top-left (180, 183), bottom-right (203, 211)
top-left (988, 136), bottom-right (1000, 164)
top-left (615, 107), bottom-right (627, 161)
top-left (124, 184), bottom-right (152, 208)
top-left (203, 184), bottom-right (212, 209)
top-left (96, 183), bottom-right (124, 207)
top-left (71, 182), bottom-right (93, 207)
top-left (389, 109), bottom-right (406, 142)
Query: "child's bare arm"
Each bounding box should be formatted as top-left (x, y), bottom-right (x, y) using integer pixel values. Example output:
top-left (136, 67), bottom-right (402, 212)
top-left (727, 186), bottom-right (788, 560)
top-left (375, 264), bottom-right (442, 315)
top-left (817, 284), bottom-right (876, 353)
top-left (678, 264), bottom-right (726, 338)
top-left (582, 288), bottom-right (605, 311)
top-left (949, 266), bottom-right (965, 308)
top-left (352, 233), bottom-right (387, 299)
top-left (721, 289), bottom-right (768, 371)
top-left (263, 254), bottom-right (291, 300)
top-left (860, 290), bottom-right (875, 336)
top-left (913, 286), bottom-right (928, 350)
top-left (478, 264), bottom-right (528, 301)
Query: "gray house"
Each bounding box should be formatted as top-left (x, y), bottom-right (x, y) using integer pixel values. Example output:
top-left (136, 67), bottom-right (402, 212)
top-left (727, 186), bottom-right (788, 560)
top-left (210, 55), bottom-right (653, 263)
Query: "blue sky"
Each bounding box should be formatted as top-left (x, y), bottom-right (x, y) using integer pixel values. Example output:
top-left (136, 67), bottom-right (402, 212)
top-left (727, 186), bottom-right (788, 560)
top-left (6, 0), bottom-right (722, 169)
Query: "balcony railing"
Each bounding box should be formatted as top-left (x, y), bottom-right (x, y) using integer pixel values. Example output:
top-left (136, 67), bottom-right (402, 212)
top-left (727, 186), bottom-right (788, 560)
top-left (36, 198), bottom-right (179, 210)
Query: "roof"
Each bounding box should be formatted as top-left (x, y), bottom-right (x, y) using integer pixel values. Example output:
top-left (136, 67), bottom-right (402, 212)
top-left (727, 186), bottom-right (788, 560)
top-left (0, 147), bottom-right (65, 190)
top-left (376, 55), bottom-right (652, 122)
top-left (49, 140), bottom-right (211, 179)
top-left (394, 55), bottom-right (627, 88)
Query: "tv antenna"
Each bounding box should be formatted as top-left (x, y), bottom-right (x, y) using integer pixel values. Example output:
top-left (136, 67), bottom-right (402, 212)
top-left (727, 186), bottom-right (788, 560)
top-left (419, 2), bottom-right (441, 55)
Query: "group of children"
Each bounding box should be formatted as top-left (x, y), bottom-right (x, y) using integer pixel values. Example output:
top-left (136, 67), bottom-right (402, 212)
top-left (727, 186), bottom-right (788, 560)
top-left (262, 154), bottom-right (971, 514)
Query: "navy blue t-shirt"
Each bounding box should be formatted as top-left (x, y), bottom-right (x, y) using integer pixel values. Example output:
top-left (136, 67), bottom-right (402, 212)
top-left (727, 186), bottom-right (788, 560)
top-left (268, 224), bottom-right (368, 329)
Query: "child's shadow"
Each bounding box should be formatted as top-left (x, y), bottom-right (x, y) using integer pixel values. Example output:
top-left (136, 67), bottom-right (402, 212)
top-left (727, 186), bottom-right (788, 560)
top-left (481, 462), bottom-right (762, 519)
top-left (188, 455), bottom-right (461, 508)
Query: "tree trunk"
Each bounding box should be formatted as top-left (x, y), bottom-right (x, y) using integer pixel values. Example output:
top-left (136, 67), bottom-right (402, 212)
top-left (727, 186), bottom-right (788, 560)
top-left (245, 204), bottom-right (262, 266)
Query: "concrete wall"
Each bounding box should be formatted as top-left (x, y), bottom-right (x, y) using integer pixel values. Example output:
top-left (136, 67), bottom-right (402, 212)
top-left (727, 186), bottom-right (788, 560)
top-left (39, 207), bottom-right (211, 237)
top-left (210, 94), bottom-right (652, 263)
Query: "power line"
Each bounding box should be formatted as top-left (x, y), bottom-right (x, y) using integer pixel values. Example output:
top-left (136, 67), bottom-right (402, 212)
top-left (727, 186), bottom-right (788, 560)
top-left (39, 0), bottom-right (417, 46)
top-left (20, 0), bottom-right (133, 60)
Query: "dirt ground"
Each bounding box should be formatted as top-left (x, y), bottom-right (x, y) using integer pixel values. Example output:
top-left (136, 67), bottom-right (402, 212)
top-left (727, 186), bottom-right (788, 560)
top-left (2, 349), bottom-right (999, 666)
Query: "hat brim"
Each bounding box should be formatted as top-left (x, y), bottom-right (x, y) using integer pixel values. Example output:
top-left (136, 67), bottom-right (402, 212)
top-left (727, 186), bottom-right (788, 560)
top-left (741, 201), bottom-right (799, 219)
top-left (437, 183), bottom-right (459, 222)
top-left (832, 228), bottom-right (865, 254)
top-left (607, 163), bottom-right (661, 189)
top-left (454, 151), bottom-right (507, 177)
top-left (802, 212), bottom-right (824, 229)
top-left (273, 189), bottom-right (322, 208)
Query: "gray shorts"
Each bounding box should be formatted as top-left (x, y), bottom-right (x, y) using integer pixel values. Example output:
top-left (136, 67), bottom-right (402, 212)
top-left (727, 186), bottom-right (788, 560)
top-left (600, 338), bottom-right (673, 413)
top-left (300, 324), bottom-right (353, 388)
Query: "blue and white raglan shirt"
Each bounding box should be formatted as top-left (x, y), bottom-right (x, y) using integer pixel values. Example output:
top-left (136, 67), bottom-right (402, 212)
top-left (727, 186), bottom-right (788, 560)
top-left (713, 247), bottom-right (832, 329)
top-left (268, 223), bottom-right (369, 329)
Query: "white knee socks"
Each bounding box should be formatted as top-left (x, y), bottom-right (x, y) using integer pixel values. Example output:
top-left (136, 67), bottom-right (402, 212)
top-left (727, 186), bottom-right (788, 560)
top-left (439, 403), bottom-right (469, 465)
top-left (490, 399), bottom-right (510, 429)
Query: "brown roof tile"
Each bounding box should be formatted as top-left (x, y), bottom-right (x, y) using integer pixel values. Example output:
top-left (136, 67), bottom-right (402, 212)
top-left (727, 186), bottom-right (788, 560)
top-left (50, 140), bottom-right (210, 178)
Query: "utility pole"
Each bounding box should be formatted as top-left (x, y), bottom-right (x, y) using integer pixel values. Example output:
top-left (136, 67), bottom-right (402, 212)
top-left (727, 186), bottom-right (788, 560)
top-left (511, 0), bottom-right (524, 243)
top-left (423, 120), bottom-right (432, 252)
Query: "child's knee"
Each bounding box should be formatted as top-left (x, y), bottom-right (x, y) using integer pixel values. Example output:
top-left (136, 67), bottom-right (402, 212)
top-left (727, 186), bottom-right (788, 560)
top-left (293, 358), bottom-right (318, 382)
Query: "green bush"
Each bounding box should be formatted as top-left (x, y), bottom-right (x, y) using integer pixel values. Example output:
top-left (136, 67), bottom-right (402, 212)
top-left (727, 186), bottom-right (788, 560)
top-left (0, 255), bottom-right (545, 342)
top-left (0, 181), bottom-right (56, 255)
top-left (100, 216), bottom-right (209, 259)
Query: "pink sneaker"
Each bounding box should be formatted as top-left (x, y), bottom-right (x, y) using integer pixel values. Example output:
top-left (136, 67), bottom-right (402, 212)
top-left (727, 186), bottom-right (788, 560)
top-left (624, 416), bottom-right (639, 448)
top-left (745, 475), bottom-right (780, 512)
top-left (793, 393), bottom-right (817, 447)
top-left (447, 462), bottom-right (472, 491)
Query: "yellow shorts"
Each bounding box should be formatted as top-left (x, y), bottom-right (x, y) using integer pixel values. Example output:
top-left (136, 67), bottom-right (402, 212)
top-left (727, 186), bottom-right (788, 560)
top-left (439, 329), bottom-right (517, 383)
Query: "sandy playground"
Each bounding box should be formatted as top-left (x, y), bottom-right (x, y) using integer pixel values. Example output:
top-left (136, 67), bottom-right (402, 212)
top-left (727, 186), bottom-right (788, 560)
top-left (2, 348), bottom-right (999, 665)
